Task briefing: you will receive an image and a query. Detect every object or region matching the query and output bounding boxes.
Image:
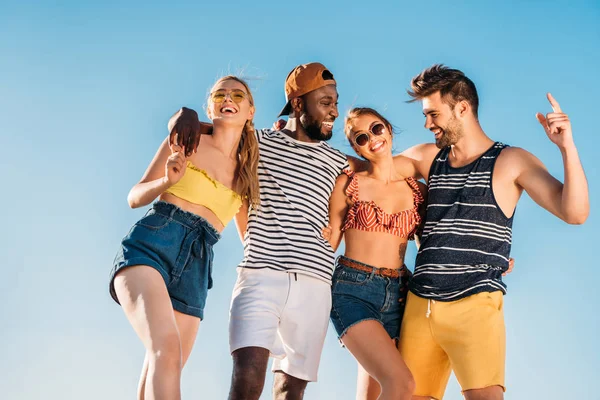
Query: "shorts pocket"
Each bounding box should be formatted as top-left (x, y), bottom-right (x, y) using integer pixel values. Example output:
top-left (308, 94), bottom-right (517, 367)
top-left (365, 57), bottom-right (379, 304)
top-left (486, 291), bottom-right (504, 311)
top-left (136, 212), bottom-right (171, 230)
top-left (334, 267), bottom-right (370, 286)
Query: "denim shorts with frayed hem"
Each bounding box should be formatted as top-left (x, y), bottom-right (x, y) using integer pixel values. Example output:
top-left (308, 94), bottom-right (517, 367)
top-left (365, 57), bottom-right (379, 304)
top-left (330, 256), bottom-right (408, 342)
top-left (109, 201), bottom-right (220, 319)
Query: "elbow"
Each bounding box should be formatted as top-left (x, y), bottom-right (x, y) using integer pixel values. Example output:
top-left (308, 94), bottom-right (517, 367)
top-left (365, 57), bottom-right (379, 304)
top-left (565, 210), bottom-right (589, 225)
top-left (127, 192), bottom-right (141, 209)
top-left (567, 215), bottom-right (588, 225)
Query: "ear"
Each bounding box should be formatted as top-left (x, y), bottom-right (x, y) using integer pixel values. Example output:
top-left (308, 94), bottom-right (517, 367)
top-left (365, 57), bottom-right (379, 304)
top-left (291, 97), bottom-right (303, 115)
top-left (206, 104), bottom-right (214, 120)
top-left (456, 100), bottom-right (469, 118)
top-left (247, 105), bottom-right (255, 120)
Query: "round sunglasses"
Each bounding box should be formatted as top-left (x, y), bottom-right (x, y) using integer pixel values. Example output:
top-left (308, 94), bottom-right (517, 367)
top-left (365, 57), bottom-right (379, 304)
top-left (353, 122), bottom-right (386, 147)
top-left (210, 89), bottom-right (248, 104)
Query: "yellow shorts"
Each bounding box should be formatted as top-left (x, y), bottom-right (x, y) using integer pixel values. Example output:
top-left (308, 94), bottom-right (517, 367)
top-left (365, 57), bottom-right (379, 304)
top-left (398, 291), bottom-right (506, 399)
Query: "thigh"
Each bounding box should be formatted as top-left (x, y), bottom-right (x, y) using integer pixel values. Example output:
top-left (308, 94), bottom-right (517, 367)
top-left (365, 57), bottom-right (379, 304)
top-left (232, 346), bottom-right (270, 381)
top-left (229, 268), bottom-right (287, 356)
top-left (113, 265), bottom-right (179, 350)
top-left (174, 310), bottom-right (200, 367)
top-left (398, 292), bottom-right (450, 400)
top-left (441, 292), bottom-right (506, 393)
top-left (275, 274), bottom-right (331, 382)
top-left (343, 320), bottom-right (412, 387)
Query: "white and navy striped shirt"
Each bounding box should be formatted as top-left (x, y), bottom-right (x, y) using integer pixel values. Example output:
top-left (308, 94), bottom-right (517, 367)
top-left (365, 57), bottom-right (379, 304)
top-left (411, 142), bottom-right (513, 301)
top-left (238, 129), bottom-right (348, 283)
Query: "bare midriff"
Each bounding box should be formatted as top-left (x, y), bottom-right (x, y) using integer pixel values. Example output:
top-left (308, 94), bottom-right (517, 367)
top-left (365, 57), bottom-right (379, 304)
top-left (159, 192), bottom-right (225, 233)
top-left (343, 229), bottom-right (409, 270)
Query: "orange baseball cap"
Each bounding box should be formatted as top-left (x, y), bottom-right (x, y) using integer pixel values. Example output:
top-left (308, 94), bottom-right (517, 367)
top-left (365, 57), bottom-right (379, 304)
top-left (278, 62), bottom-right (336, 117)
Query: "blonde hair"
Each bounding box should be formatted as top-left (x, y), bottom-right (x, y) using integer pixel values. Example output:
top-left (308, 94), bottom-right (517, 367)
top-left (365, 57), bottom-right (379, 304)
top-left (209, 76), bottom-right (260, 208)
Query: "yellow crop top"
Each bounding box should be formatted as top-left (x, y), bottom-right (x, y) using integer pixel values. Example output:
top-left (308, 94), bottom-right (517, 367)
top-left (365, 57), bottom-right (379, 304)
top-left (165, 161), bottom-right (243, 226)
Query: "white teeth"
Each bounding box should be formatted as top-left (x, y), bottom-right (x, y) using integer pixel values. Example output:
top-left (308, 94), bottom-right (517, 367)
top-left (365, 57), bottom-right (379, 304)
top-left (221, 107), bottom-right (236, 113)
top-left (322, 122), bottom-right (333, 128)
top-left (370, 142), bottom-right (384, 151)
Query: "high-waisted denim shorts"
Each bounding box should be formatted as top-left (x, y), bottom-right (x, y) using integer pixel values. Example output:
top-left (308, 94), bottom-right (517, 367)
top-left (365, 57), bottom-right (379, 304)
top-left (330, 256), bottom-right (409, 341)
top-left (109, 201), bottom-right (220, 319)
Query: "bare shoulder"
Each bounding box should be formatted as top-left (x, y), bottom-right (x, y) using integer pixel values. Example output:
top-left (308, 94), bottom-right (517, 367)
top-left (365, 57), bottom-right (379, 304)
top-left (497, 146), bottom-right (541, 168)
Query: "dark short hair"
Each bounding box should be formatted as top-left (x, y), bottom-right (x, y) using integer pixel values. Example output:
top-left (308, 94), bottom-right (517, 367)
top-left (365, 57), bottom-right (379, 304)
top-left (407, 64), bottom-right (479, 117)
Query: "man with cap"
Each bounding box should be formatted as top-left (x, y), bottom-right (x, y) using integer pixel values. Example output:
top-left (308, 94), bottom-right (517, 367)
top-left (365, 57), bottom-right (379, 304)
top-left (225, 62), bottom-right (362, 400)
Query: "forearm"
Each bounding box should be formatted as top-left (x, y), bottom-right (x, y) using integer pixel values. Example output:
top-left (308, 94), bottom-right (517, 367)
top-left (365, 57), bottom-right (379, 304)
top-left (127, 177), bottom-right (171, 208)
top-left (329, 230), bottom-right (343, 253)
top-left (560, 144), bottom-right (589, 224)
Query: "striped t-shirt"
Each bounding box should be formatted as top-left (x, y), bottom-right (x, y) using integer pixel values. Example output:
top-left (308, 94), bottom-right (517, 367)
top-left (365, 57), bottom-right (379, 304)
top-left (410, 142), bottom-right (513, 301)
top-left (238, 129), bottom-right (348, 284)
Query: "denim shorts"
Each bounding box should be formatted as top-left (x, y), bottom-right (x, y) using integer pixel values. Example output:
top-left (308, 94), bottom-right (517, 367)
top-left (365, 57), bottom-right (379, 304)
top-left (330, 256), bottom-right (409, 341)
top-left (109, 201), bottom-right (221, 319)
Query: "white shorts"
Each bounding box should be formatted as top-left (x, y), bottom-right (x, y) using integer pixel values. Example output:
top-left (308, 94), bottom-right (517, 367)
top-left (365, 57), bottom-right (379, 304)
top-left (229, 267), bottom-right (332, 382)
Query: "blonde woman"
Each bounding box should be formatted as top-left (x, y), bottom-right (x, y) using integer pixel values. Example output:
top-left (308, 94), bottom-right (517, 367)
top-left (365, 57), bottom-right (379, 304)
top-left (109, 76), bottom-right (259, 400)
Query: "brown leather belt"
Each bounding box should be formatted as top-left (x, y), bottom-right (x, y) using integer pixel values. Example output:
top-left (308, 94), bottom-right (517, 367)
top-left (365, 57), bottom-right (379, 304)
top-left (338, 257), bottom-right (408, 279)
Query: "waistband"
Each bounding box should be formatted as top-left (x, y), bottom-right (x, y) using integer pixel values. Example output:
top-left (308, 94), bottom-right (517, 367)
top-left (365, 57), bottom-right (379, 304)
top-left (152, 201), bottom-right (221, 246)
top-left (337, 256), bottom-right (408, 280)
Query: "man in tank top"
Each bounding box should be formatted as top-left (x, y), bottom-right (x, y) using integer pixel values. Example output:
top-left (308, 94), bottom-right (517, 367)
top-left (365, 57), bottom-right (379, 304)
top-left (394, 65), bottom-right (589, 400)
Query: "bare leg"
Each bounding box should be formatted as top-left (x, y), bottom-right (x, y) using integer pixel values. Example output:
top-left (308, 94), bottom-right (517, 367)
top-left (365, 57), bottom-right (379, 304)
top-left (273, 371), bottom-right (308, 400)
top-left (137, 310), bottom-right (201, 398)
top-left (137, 353), bottom-right (149, 400)
top-left (114, 266), bottom-right (183, 400)
top-left (342, 320), bottom-right (415, 400)
top-left (228, 347), bottom-right (270, 400)
top-left (356, 363), bottom-right (381, 400)
top-left (463, 386), bottom-right (504, 400)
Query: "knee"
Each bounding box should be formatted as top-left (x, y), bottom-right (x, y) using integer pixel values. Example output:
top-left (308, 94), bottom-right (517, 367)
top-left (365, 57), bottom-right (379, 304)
top-left (273, 373), bottom-right (307, 399)
top-left (148, 331), bottom-right (182, 369)
top-left (230, 362), bottom-right (266, 398)
top-left (379, 371), bottom-right (415, 399)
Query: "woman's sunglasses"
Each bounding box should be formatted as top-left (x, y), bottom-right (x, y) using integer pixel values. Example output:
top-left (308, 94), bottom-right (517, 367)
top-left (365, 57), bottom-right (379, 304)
top-left (353, 123), bottom-right (386, 147)
top-left (210, 89), bottom-right (248, 104)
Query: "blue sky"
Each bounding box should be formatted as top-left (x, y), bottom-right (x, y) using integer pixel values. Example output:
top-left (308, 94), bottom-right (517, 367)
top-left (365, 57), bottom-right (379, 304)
top-left (1, 1), bottom-right (598, 399)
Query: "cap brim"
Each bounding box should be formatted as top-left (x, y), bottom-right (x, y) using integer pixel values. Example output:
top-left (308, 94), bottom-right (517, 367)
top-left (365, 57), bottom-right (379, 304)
top-left (277, 101), bottom-right (292, 117)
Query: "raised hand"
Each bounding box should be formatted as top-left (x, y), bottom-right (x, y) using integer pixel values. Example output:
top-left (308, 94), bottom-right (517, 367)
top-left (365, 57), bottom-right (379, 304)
top-left (168, 107), bottom-right (213, 157)
top-left (165, 134), bottom-right (187, 186)
top-left (535, 93), bottom-right (573, 150)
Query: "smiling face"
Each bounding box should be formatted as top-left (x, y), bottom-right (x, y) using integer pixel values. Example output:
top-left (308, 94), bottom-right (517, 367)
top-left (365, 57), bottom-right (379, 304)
top-left (207, 78), bottom-right (255, 127)
top-left (297, 84), bottom-right (339, 141)
top-left (422, 91), bottom-right (464, 148)
top-left (346, 112), bottom-right (393, 161)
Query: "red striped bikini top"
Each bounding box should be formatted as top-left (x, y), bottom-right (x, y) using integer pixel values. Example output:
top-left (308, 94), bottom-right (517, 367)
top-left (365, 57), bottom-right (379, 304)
top-left (342, 169), bottom-right (423, 239)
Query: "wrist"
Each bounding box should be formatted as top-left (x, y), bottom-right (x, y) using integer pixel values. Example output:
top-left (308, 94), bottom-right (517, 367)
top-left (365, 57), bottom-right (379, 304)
top-left (559, 142), bottom-right (578, 156)
top-left (161, 175), bottom-right (173, 189)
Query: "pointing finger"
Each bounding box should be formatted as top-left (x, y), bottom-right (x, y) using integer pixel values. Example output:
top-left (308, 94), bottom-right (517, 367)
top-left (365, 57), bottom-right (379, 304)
top-left (547, 93), bottom-right (562, 113)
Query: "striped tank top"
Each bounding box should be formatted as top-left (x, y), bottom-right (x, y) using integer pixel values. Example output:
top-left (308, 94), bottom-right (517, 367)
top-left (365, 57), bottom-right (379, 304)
top-left (410, 142), bottom-right (513, 301)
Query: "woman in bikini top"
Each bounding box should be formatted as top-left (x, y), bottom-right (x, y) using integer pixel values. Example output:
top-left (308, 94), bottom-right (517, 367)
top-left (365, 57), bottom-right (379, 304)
top-left (326, 107), bottom-right (427, 400)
